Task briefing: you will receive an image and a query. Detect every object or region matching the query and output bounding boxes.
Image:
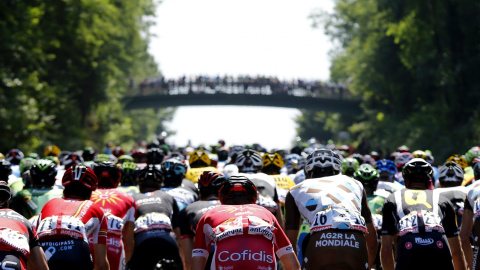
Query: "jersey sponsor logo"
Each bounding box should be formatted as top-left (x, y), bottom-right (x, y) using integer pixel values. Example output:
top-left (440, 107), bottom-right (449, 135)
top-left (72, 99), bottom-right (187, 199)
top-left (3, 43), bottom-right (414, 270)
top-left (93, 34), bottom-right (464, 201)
top-left (218, 266), bottom-right (233, 270)
top-left (415, 237), bottom-right (434, 245)
top-left (437, 241), bottom-right (444, 248)
top-left (405, 242), bottom-right (412, 249)
top-left (218, 250), bottom-right (274, 263)
top-left (0, 210), bottom-right (24, 221)
top-left (404, 190), bottom-right (432, 208)
top-left (136, 197), bottom-right (162, 206)
top-left (91, 190), bottom-right (125, 208)
top-left (315, 239), bottom-right (360, 248)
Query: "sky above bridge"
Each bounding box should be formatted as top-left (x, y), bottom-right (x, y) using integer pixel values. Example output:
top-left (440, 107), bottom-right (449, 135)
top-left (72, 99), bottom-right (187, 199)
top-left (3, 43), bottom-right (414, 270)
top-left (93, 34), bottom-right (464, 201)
top-left (148, 0), bottom-right (334, 150)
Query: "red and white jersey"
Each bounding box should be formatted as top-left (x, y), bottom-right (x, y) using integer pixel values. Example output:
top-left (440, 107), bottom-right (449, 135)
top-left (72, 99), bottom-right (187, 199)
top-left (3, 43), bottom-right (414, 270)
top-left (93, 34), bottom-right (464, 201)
top-left (90, 188), bottom-right (136, 237)
top-left (35, 198), bottom-right (108, 245)
top-left (0, 209), bottom-right (40, 265)
top-left (193, 204), bottom-right (293, 269)
top-left (89, 188), bottom-right (136, 270)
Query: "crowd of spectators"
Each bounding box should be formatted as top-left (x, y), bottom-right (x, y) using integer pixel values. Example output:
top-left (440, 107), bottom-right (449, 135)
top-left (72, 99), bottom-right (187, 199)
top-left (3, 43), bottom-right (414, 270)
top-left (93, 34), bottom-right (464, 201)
top-left (129, 75), bottom-right (352, 99)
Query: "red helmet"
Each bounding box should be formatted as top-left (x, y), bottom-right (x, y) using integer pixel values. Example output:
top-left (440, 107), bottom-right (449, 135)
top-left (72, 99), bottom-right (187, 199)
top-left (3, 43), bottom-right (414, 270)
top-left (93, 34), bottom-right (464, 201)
top-left (62, 165), bottom-right (98, 191)
top-left (197, 171), bottom-right (226, 190)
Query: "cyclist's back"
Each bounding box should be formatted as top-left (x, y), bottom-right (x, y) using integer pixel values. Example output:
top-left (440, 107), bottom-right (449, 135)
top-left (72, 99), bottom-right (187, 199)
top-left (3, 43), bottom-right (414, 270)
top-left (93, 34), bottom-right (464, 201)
top-left (12, 159), bottom-right (63, 221)
top-left (128, 165), bottom-right (182, 270)
top-left (89, 162), bottom-right (137, 270)
top-left (192, 176), bottom-right (300, 270)
top-left (0, 181), bottom-right (49, 270)
top-left (35, 165), bottom-right (109, 270)
top-left (381, 158), bottom-right (465, 270)
top-left (285, 149), bottom-right (377, 270)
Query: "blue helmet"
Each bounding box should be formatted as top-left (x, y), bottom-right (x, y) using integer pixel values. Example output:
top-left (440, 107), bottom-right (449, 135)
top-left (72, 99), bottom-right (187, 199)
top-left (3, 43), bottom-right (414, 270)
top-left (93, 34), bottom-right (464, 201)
top-left (375, 159), bottom-right (397, 175)
top-left (285, 154), bottom-right (305, 174)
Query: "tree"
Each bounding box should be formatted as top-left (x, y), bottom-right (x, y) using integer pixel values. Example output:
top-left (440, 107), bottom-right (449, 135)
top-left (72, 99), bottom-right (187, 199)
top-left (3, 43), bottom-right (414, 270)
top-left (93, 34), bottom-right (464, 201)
top-left (301, 0), bottom-right (480, 160)
top-left (0, 0), bottom-right (174, 154)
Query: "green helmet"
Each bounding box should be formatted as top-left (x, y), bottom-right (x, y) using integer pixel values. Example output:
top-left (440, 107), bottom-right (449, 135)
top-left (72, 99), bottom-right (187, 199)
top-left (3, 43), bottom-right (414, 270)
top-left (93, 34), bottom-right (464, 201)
top-left (465, 147), bottom-right (480, 164)
top-left (353, 166), bottom-right (379, 190)
top-left (117, 155), bottom-right (134, 164)
top-left (342, 157), bottom-right (359, 177)
top-left (19, 157), bottom-right (37, 174)
top-left (95, 154), bottom-right (110, 163)
top-left (30, 159), bottom-right (58, 187)
top-left (120, 161), bottom-right (138, 186)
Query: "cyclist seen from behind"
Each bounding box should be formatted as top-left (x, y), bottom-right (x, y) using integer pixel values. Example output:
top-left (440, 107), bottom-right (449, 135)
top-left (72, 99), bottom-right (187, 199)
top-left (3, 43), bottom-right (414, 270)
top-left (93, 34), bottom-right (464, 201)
top-left (285, 149), bottom-right (378, 270)
top-left (192, 175), bottom-right (300, 270)
top-left (90, 161), bottom-right (136, 270)
top-left (380, 158), bottom-right (466, 270)
top-left (0, 181), bottom-right (49, 270)
top-left (128, 164), bottom-right (182, 270)
top-left (35, 165), bottom-right (110, 270)
top-left (178, 171), bottom-right (225, 270)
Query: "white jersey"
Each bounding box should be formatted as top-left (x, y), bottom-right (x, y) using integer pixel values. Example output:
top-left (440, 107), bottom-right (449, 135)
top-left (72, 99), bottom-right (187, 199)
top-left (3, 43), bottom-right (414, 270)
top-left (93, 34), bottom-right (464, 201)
top-left (289, 174), bottom-right (367, 233)
top-left (466, 181), bottom-right (480, 218)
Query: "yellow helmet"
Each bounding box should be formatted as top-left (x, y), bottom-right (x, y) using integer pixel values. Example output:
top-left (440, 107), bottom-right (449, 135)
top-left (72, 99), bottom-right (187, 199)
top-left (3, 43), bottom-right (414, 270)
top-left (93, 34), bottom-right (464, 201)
top-left (262, 152), bottom-right (285, 169)
top-left (44, 145), bottom-right (61, 157)
top-left (188, 150), bottom-right (211, 168)
top-left (0, 153), bottom-right (4, 159)
top-left (412, 150), bottom-right (428, 161)
top-left (446, 154), bottom-right (468, 169)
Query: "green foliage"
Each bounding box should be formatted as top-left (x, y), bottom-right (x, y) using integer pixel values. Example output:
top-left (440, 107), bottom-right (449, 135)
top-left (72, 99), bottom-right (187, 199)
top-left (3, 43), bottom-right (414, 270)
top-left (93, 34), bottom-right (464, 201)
top-left (301, 0), bottom-right (480, 161)
top-left (0, 0), bottom-right (173, 154)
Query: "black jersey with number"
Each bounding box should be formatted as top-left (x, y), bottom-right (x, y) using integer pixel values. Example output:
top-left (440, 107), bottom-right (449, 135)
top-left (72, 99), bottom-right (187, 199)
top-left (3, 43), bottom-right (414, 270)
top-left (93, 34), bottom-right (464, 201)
top-left (382, 188), bottom-right (458, 237)
top-left (178, 199), bottom-right (221, 238)
top-left (132, 190), bottom-right (179, 230)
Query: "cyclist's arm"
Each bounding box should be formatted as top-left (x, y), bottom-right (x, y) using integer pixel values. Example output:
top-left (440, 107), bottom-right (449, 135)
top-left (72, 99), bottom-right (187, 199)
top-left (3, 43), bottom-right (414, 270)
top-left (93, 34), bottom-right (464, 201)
top-left (380, 234), bottom-right (395, 270)
top-left (365, 222), bottom-right (378, 268)
top-left (447, 236), bottom-right (467, 270)
top-left (180, 237), bottom-right (194, 270)
top-left (122, 221), bottom-right (135, 263)
top-left (284, 192), bottom-right (301, 254)
top-left (360, 190), bottom-right (378, 268)
top-left (275, 202), bottom-right (285, 230)
top-left (279, 252), bottom-right (301, 270)
top-left (94, 243), bottom-right (110, 270)
top-left (460, 208), bottom-right (474, 268)
top-left (27, 246), bottom-right (49, 270)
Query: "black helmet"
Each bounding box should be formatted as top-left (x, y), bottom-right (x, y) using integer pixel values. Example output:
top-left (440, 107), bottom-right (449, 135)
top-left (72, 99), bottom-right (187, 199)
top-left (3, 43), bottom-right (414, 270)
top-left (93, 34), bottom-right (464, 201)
top-left (219, 175), bottom-right (258, 205)
top-left (0, 159), bottom-right (12, 180)
top-left (402, 158), bottom-right (433, 185)
top-left (82, 147), bottom-right (96, 162)
top-left (304, 149), bottom-right (342, 178)
top-left (197, 171), bottom-right (226, 198)
top-left (235, 150), bottom-right (263, 173)
top-left (6, 149), bottom-right (24, 165)
top-left (160, 159), bottom-right (186, 188)
top-left (474, 162), bottom-right (480, 181)
top-left (136, 164), bottom-right (163, 189)
top-left (30, 159), bottom-right (58, 187)
top-left (0, 181), bottom-right (11, 207)
top-left (147, 148), bottom-right (165, 165)
top-left (438, 161), bottom-right (464, 186)
top-left (93, 161), bottom-right (122, 188)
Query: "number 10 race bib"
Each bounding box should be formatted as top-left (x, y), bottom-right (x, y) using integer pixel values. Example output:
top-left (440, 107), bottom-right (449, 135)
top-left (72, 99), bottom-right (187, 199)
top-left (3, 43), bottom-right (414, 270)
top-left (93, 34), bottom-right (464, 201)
top-left (310, 205), bottom-right (367, 234)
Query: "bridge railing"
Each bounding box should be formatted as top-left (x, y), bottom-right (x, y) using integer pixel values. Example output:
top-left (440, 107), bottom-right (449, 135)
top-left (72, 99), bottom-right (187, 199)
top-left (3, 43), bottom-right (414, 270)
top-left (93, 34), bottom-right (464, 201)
top-left (127, 78), bottom-right (357, 100)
